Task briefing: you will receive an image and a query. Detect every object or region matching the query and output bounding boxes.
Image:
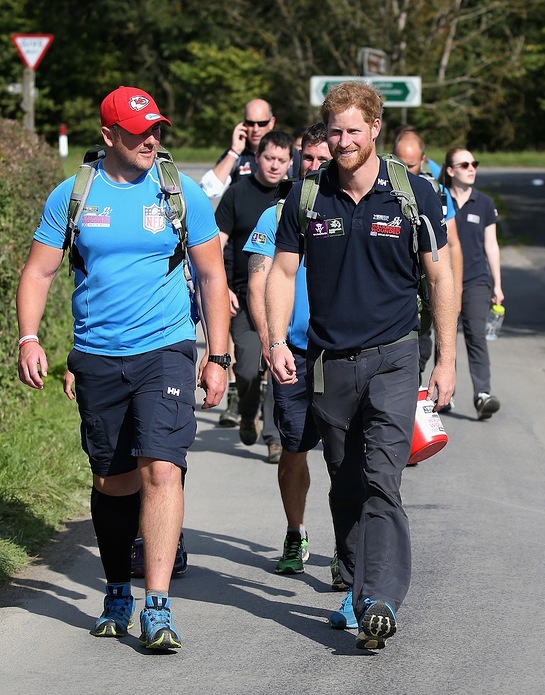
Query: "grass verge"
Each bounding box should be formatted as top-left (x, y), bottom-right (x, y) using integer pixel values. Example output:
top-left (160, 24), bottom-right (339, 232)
top-left (0, 360), bottom-right (90, 585)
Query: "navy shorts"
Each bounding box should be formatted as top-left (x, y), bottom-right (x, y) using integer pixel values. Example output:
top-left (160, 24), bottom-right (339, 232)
top-left (272, 349), bottom-right (321, 453)
top-left (67, 341), bottom-right (197, 477)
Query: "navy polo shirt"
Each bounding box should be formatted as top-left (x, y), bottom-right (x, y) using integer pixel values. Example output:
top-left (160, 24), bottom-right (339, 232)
top-left (452, 188), bottom-right (497, 288)
top-left (276, 158), bottom-right (447, 351)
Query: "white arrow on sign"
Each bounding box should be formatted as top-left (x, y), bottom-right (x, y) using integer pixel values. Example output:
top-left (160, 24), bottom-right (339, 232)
top-left (310, 75), bottom-right (421, 108)
top-left (11, 34), bottom-right (54, 71)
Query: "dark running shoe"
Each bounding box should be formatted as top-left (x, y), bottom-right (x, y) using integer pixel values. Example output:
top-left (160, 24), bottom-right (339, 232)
top-left (131, 537), bottom-right (145, 579)
top-left (239, 416), bottom-right (260, 445)
top-left (131, 533), bottom-right (188, 579)
top-left (139, 595), bottom-right (182, 650)
top-left (172, 533), bottom-right (188, 576)
top-left (355, 599), bottom-right (397, 650)
top-left (330, 550), bottom-right (349, 591)
top-left (475, 392), bottom-right (500, 420)
top-left (91, 584), bottom-right (135, 638)
top-left (219, 383), bottom-right (240, 427)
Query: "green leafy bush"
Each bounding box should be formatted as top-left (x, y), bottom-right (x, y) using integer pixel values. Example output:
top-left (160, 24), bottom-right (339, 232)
top-left (0, 118), bottom-right (73, 431)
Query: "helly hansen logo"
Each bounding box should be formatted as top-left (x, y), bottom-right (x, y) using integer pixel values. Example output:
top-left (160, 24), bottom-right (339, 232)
top-left (167, 386), bottom-right (180, 396)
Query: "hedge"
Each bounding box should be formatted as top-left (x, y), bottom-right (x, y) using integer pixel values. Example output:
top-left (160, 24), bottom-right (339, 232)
top-left (0, 118), bottom-right (73, 430)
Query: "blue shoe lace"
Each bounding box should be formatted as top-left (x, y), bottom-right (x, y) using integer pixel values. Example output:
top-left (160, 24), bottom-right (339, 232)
top-left (92, 586), bottom-right (134, 637)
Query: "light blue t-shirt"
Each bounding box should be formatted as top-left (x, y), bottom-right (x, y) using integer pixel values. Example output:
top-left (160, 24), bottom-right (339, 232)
top-left (243, 204), bottom-right (309, 350)
top-left (426, 157), bottom-right (455, 221)
top-left (35, 161), bottom-right (218, 355)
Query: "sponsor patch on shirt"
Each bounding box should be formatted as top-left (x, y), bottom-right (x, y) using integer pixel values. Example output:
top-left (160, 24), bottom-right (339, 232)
top-left (467, 213), bottom-right (480, 224)
top-left (81, 206), bottom-right (112, 228)
top-left (143, 203), bottom-right (167, 234)
top-left (251, 232), bottom-right (267, 245)
top-left (309, 218), bottom-right (345, 237)
top-left (370, 216), bottom-right (402, 238)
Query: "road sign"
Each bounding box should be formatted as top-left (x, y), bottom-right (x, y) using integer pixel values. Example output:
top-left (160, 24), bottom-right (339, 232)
top-left (11, 34), bottom-right (54, 71)
top-left (310, 75), bottom-right (421, 108)
top-left (358, 48), bottom-right (388, 76)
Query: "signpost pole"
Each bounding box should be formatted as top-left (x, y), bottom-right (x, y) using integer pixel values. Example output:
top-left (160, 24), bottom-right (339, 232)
top-left (22, 67), bottom-right (35, 131)
top-left (10, 34), bottom-right (54, 133)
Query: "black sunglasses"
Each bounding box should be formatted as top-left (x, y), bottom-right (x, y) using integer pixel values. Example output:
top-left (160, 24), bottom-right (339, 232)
top-left (452, 160), bottom-right (479, 170)
top-left (244, 119), bottom-right (271, 128)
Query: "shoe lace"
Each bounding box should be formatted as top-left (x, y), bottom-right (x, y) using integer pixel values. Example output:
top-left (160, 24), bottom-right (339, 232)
top-left (340, 591), bottom-right (353, 611)
top-left (105, 596), bottom-right (133, 620)
top-left (283, 534), bottom-right (302, 561)
top-left (145, 605), bottom-right (172, 628)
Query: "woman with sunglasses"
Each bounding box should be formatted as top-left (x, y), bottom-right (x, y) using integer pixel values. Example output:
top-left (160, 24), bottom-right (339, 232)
top-left (441, 147), bottom-right (504, 420)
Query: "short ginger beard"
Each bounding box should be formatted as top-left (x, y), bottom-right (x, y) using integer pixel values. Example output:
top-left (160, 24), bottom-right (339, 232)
top-left (334, 138), bottom-right (374, 173)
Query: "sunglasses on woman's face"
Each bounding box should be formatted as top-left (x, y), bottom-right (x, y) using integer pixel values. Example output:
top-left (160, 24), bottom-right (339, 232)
top-left (452, 160), bottom-right (479, 170)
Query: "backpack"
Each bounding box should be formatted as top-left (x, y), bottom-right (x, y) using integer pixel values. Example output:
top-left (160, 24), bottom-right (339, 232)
top-left (297, 155), bottom-right (440, 335)
top-left (64, 145), bottom-right (198, 320)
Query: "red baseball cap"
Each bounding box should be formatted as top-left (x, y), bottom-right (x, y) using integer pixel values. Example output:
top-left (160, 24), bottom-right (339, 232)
top-left (100, 86), bottom-right (172, 134)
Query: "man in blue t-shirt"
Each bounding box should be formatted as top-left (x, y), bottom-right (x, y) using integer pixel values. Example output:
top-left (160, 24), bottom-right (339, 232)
top-left (16, 86), bottom-right (230, 652)
top-left (266, 82), bottom-right (457, 652)
top-left (243, 123), bottom-right (332, 578)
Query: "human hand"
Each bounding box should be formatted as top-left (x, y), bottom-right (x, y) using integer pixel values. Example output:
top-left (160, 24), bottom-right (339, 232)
top-left (230, 122), bottom-right (247, 155)
top-left (63, 369), bottom-right (76, 400)
top-left (228, 288), bottom-right (240, 317)
top-left (18, 342), bottom-right (48, 390)
top-left (198, 362), bottom-right (227, 409)
top-left (426, 360), bottom-right (456, 412)
top-left (268, 344), bottom-right (297, 385)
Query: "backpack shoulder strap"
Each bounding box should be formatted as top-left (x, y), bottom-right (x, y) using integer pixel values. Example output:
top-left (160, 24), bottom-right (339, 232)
top-left (65, 149), bottom-right (104, 275)
top-left (383, 153), bottom-right (438, 262)
top-left (155, 147), bottom-right (195, 292)
top-left (155, 147), bottom-right (187, 245)
top-left (275, 198), bottom-right (285, 227)
top-left (298, 162), bottom-right (328, 233)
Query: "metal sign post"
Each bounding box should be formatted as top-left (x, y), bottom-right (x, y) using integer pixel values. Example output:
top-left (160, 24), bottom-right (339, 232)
top-left (10, 34), bottom-right (54, 132)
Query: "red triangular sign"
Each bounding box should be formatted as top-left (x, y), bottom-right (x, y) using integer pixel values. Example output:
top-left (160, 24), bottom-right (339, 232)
top-left (11, 34), bottom-right (54, 71)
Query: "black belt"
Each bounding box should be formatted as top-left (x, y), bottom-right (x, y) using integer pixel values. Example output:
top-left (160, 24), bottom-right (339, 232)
top-left (313, 331), bottom-right (418, 394)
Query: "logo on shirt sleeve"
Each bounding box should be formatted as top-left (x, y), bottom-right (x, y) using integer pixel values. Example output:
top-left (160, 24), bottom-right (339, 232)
top-left (251, 232), bottom-right (267, 244)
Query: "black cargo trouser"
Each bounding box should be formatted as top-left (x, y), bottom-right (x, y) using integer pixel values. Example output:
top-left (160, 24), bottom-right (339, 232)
top-left (307, 336), bottom-right (419, 618)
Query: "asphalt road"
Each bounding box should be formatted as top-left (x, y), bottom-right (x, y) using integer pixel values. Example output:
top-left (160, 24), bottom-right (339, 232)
top-left (0, 167), bottom-right (544, 695)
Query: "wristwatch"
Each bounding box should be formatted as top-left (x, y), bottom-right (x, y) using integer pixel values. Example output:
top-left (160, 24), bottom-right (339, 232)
top-left (207, 353), bottom-right (232, 369)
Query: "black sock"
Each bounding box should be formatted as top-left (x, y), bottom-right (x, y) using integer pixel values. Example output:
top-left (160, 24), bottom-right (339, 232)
top-left (90, 487), bottom-right (140, 584)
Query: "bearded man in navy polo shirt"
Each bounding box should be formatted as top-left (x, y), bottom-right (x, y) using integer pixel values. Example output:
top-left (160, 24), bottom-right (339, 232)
top-left (265, 81), bottom-right (457, 651)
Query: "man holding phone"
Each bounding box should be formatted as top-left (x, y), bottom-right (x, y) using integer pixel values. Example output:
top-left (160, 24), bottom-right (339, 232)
top-left (200, 99), bottom-right (277, 199)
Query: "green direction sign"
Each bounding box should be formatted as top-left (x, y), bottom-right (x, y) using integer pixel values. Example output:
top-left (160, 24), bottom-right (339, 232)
top-left (310, 75), bottom-right (421, 108)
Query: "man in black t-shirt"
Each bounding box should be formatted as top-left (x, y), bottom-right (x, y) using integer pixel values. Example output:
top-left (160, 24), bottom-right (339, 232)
top-left (215, 131), bottom-right (293, 461)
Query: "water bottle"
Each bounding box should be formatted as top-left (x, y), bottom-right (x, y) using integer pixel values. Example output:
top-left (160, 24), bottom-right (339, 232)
top-left (486, 303), bottom-right (505, 341)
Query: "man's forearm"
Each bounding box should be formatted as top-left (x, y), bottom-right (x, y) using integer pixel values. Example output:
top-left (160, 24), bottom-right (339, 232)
top-left (265, 264), bottom-right (295, 346)
top-left (199, 276), bottom-right (230, 355)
